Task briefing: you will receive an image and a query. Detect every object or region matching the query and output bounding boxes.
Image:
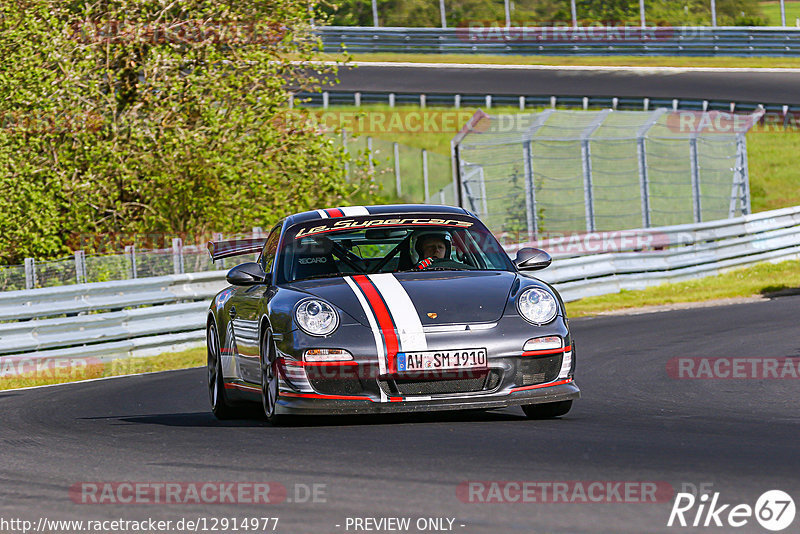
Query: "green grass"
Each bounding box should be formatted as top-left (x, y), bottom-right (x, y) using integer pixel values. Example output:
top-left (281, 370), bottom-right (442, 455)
top-left (759, 0), bottom-right (800, 26)
top-left (337, 52), bottom-right (800, 69)
top-left (565, 259), bottom-right (800, 317)
top-left (0, 346), bottom-right (205, 390)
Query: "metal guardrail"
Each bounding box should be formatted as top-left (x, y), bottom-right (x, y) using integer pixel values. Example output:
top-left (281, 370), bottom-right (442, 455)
top-left (531, 205), bottom-right (800, 301)
top-left (319, 26), bottom-right (800, 56)
top-left (0, 271), bottom-right (227, 374)
top-left (297, 90), bottom-right (795, 115)
top-left (1, 206), bottom-right (799, 376)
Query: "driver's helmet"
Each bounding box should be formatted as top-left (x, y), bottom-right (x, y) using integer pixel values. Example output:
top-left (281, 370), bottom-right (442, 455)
top-left (413, 231), bottom-right (452, 261)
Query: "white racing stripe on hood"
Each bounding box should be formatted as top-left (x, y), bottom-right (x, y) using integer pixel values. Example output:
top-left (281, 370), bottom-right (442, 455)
top-left (341, 206), bottom-right (369, 216)
top-left (367, 273), bottom-right (428, 352)
top-left (344, 277), bottom-right (388, 402)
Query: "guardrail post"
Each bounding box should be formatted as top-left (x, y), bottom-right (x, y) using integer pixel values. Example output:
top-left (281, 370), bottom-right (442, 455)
top-left (354, 92), bottom-right (361, 106)
top-left (485, 95), bottom-right (492, 109)
top-left (322, 91), bottom-right (329, 109)
top-left (612, 97), bottom-right (618, 110)
top-left (74, 250), bottom-right (86, 284)
top-left (523, 140), bottom-right (537, 238)
top-left (454, 94), bottom-right (460, 109)
top-left (393, 142), bottom-right (402, 196)
top-left (287, 93), bottom-right (294, 109)
top-left (420, 94), bottom-right (426, 108)
top-left (24, 257), bottom-right (36, 290)
top-left (689, 138), bottom-right (702, 223)
top-left (422, 149), bottom-right (430, 203)
top-left (389, 93), bottom-right (395, 107)
top-left (125, 245), bottom-right (137, 279)
top-left (582, 97), bottom-right (589, 110)
top-left (550, 96), bottom-right (556, 109)
top-left (519, 96), bottom-right (525, 110)
top-left (643, 98), bottom-right (649, 111)
top-left (172, 238), bottom-right (184, 275)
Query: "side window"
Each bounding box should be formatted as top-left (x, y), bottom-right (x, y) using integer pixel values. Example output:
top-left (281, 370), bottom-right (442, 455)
top-left (260, 225), bottom-right (281, 275)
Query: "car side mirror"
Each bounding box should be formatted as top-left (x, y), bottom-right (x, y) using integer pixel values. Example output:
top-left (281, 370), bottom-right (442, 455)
top-left (514, 248), bottom-right (552, 271)
top-left (226, 262), bottom-right (266, 286)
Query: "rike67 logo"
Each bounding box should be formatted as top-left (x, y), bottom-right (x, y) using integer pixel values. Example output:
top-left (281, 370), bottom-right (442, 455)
top-left (667, 488), bottom-right (796, 531)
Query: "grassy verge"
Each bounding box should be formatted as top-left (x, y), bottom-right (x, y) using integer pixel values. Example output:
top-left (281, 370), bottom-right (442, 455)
top-left (0, 346), bottom-right (205, 391)
top-left (760, 0), bottom-right (800, 26)
top-left (565, 259), bottom-right (800, 317)
top-left (336, 52), bottom-right (800, 69)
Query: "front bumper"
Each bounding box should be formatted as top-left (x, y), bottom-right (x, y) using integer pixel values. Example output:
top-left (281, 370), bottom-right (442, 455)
top-left (274, 380), bottom-right (580, 415)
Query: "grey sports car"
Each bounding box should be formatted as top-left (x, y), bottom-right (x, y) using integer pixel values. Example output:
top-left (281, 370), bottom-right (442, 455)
top-left (206, 204), bottom-right (579, 423)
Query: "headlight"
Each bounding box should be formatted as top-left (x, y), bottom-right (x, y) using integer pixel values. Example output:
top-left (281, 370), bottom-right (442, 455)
top-left (517, 287), bottom-right (558, 325)
top-left (295, 299), bottom-right (339, 336)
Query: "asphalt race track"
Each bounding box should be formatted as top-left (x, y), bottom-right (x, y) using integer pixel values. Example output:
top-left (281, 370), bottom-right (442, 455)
top-left (331, 63), bottom-right (800, 105)
top-left (1, 296), bottom-right (799, 533)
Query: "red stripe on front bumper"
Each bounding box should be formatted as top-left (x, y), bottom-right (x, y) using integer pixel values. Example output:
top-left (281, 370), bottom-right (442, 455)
top-left (521, 345), bottom-right (571, 357)
top-left (281, 391), bottom-right (374, 401)
top-left (510, 378), bottom-right (573, 393)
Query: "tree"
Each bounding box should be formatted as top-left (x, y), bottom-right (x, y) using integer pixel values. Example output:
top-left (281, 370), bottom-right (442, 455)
top-left (0, 0), bottom-right (366, 263)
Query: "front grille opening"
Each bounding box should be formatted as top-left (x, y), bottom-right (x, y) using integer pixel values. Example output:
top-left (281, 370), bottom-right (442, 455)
top-left (380, 369), bottom-right (502, 396)
top-left (306, 367), bottom-right (365, 396)
top-left (517, 355), bottom-right (562, 386)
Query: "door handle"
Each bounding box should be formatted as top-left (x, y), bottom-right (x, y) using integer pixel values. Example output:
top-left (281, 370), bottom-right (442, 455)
top-left (229, 306), bottom-right (237, 319)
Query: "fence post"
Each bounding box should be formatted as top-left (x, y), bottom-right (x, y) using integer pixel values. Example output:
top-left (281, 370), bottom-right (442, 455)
top-left (125, 245), bottom-right (137, 279)
top-left (367, 136), bottom-right (374, 174)
top-left (74, 250), bottom-right (86, 284)
top-left (636, 108), bottom-right (665, 228)
top-left (737, 133), bottom-right (751, 215)
top-left (689, 138), bottom-right (702, 223)
top-left (579, 110), bottom-right (609, 232)
top-left (172, 238), bottom-right (184, 275)
top-left (422, 149), bottom-right (430, 203)
top-left (393, 142), bottom-right (402, 196)
top-left (522, 140), bottom-right (537, 239)
top-left (342, 128), bottom-right (350, 181)
top-left (24, 257), bottom-right (36, 290)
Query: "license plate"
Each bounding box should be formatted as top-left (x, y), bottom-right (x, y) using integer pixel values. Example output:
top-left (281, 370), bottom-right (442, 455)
top-left (397, 348), bottom-right (487, 372)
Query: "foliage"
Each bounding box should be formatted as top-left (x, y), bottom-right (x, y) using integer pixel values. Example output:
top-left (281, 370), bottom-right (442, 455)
top-left (0, 0), bottom-right (369, 264)
top-left (320, 0), bottom-right (767, 27)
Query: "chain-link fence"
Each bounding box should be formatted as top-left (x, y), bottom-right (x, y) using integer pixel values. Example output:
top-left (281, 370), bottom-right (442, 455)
top-left (0, 234), bottom-right (265, 292)
top-left (451, 108), bottom-right (761, 238)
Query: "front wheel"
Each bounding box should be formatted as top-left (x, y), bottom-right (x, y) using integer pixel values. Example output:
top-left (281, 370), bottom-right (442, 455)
top-left (522, 400), bottom-right (572, 419)
top-left (208, 321), bottom-right (237, 419)
top-left (261, 329), bottom-right (283, 425)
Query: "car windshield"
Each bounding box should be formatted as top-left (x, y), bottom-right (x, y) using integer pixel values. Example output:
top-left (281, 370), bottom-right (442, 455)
top-left (277, 214), bottom-right (514, 283)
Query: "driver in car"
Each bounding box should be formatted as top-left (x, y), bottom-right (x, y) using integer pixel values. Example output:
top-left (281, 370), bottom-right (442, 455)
top-left (415, 232), bottom-right (471, 270)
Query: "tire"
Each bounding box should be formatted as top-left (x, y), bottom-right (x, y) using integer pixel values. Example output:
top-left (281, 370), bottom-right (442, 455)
top-left (260, 328), bottom-right (284, 425)
top-left (521, 400), bottom-right (572, 419)
top-left (207, 321), bottom-right (237, 419)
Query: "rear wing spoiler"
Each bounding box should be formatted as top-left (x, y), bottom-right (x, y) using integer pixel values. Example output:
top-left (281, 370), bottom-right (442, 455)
top-left (207, 238), bottom-right (266, 262)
